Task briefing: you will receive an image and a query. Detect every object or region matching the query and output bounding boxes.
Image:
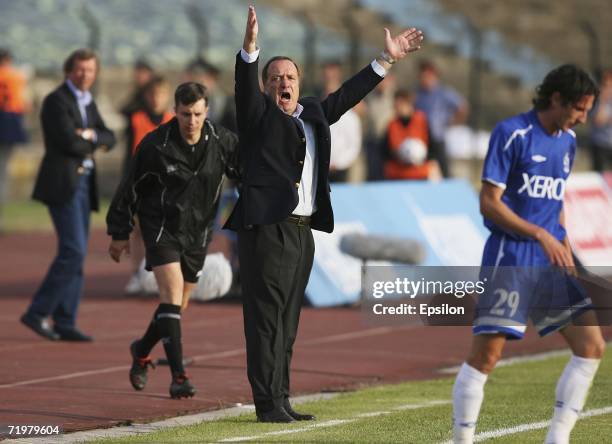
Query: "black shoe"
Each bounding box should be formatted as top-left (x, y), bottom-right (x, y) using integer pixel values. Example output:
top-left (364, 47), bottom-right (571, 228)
top-left (284, 400), bottom-right (316, 421)
top-left (20, 314), bottom-right (59, 341)
top-left (54, 326), bottom-right (93, 342)
top-left (129, 340), bottom-right (155, 391)
top-left (169, 373), bottom-right (196, 399)
top-left (256, 407), bottom-right (296, 423)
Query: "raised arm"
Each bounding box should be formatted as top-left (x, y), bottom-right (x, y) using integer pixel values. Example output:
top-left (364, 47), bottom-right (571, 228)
top-left (322, 26), bottom-right (424, 125)
top-left (235, 5), bottom-right (265, 132)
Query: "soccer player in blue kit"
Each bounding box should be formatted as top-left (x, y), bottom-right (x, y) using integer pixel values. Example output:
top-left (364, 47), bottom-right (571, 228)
top-left (452, 65), bottom-right (605, 444)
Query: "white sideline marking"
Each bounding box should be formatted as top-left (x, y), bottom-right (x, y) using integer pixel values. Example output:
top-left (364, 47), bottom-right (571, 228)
top-left (1, 326), bottom-right (402, 389)
top-left (440, 406), bottom-right (612, 443)
top-left (218, 400), bottom-right (449, 443)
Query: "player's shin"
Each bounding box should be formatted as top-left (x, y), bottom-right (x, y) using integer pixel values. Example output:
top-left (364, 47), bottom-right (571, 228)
top-left (545, 355), bottom-right (600, 444)
top-left (452, 362), bottom-right (488, 443)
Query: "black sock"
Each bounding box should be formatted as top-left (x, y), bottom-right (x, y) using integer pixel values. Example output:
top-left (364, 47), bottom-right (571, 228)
top-left (136, 306), bottom-right (162, 357)
top-left (156, 303), bottom-right (184, 376)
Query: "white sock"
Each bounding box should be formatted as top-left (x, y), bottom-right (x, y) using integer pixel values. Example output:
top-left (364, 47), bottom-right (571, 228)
top-left (453, 362), bottom-right (488, 443)
top-left (544, 355), bottom-right (600, 444)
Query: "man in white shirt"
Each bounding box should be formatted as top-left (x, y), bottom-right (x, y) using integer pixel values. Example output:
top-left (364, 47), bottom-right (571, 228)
top-left (225, 5), bottom-right (423, 423)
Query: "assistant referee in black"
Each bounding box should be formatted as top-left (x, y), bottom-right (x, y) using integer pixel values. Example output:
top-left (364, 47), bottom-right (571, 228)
top-left (224, 6), bottom-right (424, 423)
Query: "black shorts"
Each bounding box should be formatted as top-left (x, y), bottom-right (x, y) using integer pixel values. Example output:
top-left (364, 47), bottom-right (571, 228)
top-left (145, 245), bottom-right (206, 283)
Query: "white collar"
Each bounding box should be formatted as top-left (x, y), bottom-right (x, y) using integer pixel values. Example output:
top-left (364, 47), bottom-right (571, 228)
top-left (292, 103), bottom-right (304, 119)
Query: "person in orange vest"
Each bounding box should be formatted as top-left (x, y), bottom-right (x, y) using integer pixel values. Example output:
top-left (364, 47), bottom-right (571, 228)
top-left (0, 48), bottom-right (29, 232)
top-left (131, 76), bottom-right (173, 153)
top-left (124, 75), bottom-right (173, 295)
top-left (119, 59), bottom-right (154, 174)
top-left (383, 89), bottom-right (440, 180)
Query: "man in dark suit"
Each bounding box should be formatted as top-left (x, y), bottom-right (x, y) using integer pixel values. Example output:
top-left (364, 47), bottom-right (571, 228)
top-left (21, 48), bottom-right (116, 342)
top-left (225, 6), bottom-right (423, 423)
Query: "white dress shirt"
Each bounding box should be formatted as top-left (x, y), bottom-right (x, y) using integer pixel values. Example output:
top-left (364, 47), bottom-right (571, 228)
top-left (240, 48), bottom-right (386, 216)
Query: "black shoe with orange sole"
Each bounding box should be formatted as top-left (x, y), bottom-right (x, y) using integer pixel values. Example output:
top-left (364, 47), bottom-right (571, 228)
top-left (129, 340), bottom-right (155, 391)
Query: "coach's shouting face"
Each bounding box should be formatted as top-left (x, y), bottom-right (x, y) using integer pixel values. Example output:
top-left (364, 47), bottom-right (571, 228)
top-left (263, 58), bottom-right (300, 115)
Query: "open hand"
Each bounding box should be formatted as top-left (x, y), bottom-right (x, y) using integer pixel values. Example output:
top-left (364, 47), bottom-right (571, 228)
top-left (243, 5), bottom-right (258, 53)
top-left (384, 27), bottom-right (424, 61)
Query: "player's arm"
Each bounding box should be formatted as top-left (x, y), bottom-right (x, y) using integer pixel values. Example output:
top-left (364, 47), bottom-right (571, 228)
top-left (480, 181), bottom-right (573, 266)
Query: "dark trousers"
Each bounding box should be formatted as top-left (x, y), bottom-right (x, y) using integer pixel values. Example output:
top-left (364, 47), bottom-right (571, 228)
top-left (27, 174), bottom-right (91, 328)
top-left (238, 220), bottom-right (315, 413)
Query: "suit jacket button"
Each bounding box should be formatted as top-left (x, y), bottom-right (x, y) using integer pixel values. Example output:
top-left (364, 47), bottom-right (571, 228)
top-left (295, 182), bottom-right (300, 189)
top-left (299, 160), bottom-right (304, 165)
top-left (301, 137), bottom-right (306, 143)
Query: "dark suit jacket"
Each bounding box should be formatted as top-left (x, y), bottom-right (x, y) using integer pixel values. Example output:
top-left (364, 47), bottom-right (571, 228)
top-left (225, 52), bottom-right (383, 233)
top-left (32, 83), bottom-right (116, 211)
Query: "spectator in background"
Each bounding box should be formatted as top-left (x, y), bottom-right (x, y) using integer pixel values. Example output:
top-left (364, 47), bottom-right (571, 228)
top-left (589, 68), bottom-right (612, 171)
top-left (0, 48), bottom-right (29, 232)
top-left (124, 75), bottom-right (173, 295)
top-left (184, 58), bottom-right (237, 132)
top-left (363, 72), bottom-right (396, 180)
top-left (22, 49), bottom-right (116, 342)
top-left (329, 110), bottom-right (362, 182)
top-left (320, 60), bottom-right (362, 182)
top-left (415, 59), bottom-right (468, 178)
top-left (119, 59), bottom-right (154, 174)
top-left (383, 89), bottom-right (439, 181)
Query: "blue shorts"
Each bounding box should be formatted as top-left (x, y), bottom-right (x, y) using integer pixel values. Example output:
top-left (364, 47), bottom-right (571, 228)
top-left (473, 233), bottom-right (592, 340)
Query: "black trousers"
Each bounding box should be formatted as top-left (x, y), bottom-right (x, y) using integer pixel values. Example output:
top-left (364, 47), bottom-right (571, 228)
top-left (238, 220), bottom-right (315, 413)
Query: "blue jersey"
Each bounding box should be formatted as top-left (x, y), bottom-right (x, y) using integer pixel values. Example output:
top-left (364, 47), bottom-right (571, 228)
top-left (481, 109), bottom-right (576, 241)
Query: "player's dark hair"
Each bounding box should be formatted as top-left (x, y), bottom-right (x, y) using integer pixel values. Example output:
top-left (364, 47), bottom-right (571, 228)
top-left (262, 56), bottom-right (300, 82)
top-left (174, 82), bottom-right (208, 107)
top-left (63, 48), bottom-right (98, 74)
top-left (532, 64), bottom-right (599, 110)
